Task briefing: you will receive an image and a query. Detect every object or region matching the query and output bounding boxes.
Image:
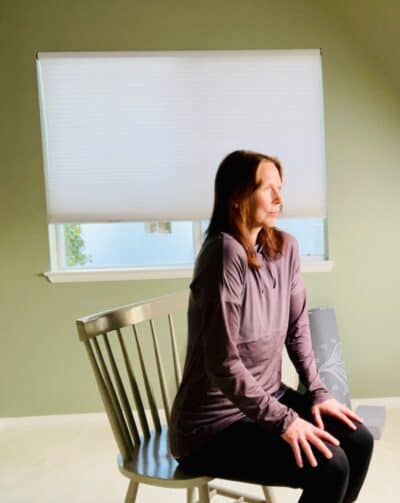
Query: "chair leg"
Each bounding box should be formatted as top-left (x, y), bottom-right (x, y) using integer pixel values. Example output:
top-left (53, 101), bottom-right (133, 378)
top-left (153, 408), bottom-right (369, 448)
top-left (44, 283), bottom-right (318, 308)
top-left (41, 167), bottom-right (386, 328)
top-left (125, 480), bottom-right (139, 503)
top-left (198, 483), bottom-right (210, 503)
top-left (187, 487), bottom-right (197, 503)
top-left (262, 485), bottom-right (275, 503)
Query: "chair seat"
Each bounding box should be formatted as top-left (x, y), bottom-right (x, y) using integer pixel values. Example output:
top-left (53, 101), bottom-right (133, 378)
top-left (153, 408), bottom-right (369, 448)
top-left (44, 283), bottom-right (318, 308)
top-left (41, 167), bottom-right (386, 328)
top-left (117, 426), bottom-right (212, 488)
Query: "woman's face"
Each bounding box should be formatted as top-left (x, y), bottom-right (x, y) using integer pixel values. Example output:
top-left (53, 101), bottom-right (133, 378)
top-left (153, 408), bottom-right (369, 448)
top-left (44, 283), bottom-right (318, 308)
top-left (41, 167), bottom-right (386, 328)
top-left (247, 160), bottom-right (282, 230)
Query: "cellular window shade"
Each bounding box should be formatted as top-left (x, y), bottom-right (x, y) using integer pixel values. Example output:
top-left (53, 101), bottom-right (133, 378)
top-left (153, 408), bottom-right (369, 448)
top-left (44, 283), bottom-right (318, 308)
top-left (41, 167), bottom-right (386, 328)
top-left (36, 50), bottom-right (327, 223)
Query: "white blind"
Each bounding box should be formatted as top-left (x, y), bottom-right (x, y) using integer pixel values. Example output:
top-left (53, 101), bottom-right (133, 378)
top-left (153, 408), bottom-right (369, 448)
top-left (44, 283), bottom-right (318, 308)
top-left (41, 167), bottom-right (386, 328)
top-left (36, 50), bottom-right (327, 223)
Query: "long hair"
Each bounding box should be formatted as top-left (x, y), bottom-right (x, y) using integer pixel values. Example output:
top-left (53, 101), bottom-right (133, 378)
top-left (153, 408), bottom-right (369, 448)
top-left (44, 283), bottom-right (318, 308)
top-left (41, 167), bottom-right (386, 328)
top-left (205, 149), bottom-right (284, 269)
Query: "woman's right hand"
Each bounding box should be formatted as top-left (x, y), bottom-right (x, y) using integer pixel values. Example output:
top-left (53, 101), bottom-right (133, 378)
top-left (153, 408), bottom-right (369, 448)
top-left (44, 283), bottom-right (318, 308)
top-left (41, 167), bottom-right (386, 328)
top-left (281, 417), bottom-right (340, 468)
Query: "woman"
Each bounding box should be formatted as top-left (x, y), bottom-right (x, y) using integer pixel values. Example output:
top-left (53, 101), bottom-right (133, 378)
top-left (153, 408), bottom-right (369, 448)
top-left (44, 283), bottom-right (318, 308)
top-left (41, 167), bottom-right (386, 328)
top-left (168, 150), bottom-right (373, 502)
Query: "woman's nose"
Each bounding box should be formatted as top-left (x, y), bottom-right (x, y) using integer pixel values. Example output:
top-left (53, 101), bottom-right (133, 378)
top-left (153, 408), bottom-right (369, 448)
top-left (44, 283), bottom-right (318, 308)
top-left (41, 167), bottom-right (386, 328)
top-left (273, 190), bottom-right (282, 204)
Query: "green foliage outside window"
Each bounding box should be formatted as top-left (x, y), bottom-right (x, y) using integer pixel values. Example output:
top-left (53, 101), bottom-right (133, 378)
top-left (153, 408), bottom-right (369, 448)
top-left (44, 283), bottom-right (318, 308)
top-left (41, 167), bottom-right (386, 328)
top-left (64, 224), bottom-right (92, 267)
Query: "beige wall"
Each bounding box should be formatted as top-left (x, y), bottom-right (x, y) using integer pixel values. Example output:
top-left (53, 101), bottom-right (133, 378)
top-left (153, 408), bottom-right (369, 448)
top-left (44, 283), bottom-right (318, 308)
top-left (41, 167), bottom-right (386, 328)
top-left (1, 0), bottom-right (399, 416)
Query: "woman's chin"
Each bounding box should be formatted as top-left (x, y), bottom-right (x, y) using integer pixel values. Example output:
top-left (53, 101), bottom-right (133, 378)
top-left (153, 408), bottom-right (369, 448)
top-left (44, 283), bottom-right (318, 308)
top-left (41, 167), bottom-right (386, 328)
top-left (265, 217), bottom-right (278, 228)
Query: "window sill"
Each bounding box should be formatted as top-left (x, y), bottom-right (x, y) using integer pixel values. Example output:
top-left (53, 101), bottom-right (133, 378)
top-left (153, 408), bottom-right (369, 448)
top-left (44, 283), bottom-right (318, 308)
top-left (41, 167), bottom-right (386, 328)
top-left (43, 260), bottom-right (334, 283)
top-left (301, 259), bottom-right (334, 273)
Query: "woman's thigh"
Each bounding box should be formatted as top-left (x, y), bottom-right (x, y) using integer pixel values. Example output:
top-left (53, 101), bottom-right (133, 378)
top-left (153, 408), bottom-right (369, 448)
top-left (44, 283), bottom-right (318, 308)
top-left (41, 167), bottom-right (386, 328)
top-left (179, 412), bottom-right (348, 489)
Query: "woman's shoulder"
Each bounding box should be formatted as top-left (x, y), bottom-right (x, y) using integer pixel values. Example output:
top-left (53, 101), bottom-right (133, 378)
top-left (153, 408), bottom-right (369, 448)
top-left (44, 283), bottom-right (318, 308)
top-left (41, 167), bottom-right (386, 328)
top-left (196, 232), bottom-right (247, 271)
top-left (191, 232), bottom-right (247, 301)
top-left (279, 229), bottom-right (298, 250)
top-left (220, 232), bottom-right (248, 260)
top-left (202, 232), bottom-right (247, 257)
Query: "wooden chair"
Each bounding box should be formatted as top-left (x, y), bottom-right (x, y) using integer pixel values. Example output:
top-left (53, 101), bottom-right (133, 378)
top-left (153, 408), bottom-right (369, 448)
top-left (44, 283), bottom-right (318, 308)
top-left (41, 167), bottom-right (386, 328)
top-left (76, 290), bottom-right (297, 503)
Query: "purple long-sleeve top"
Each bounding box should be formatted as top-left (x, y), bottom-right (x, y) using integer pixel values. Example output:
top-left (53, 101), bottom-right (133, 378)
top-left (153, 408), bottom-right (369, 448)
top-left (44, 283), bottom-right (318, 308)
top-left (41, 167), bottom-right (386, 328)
top-left (168, 231), bottom-right (332, 459)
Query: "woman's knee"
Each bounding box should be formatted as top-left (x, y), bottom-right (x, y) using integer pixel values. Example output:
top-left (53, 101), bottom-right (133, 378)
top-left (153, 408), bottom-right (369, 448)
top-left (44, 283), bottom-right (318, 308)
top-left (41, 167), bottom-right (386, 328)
top-left (314, 444), bottom-right (350, 486)
top-left (351, 423), bottom-right (374, 453)
top-left (325, 415), bottom-right (374, 451)
top-left (300, 445), bottom-right (350, 502)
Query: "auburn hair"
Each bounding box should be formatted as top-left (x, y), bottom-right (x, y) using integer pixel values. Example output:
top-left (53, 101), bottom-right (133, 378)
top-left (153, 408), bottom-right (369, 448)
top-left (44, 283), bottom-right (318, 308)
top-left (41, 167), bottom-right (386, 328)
top-left (205, 149), bottom-right (284, 269)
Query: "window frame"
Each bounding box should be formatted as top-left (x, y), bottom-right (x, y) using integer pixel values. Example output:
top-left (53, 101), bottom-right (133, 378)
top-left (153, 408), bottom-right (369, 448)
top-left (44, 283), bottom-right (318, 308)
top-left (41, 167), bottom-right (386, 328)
top-left (43, 222), bottom-right (333, 283)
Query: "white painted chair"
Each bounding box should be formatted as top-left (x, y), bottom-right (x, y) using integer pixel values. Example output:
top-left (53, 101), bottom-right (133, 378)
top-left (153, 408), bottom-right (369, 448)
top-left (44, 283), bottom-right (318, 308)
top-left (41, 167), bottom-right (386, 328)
top-left (76, 290), bottom-right (298, 503)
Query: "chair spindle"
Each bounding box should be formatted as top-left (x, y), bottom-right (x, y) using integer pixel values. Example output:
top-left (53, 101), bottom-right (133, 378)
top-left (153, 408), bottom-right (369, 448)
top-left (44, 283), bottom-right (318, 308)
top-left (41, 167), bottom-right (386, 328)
top-left (132, 324), bottom-right (162, 434)
top-left (103, 333), bottom-right (140, 448)
top-left (149, 319), bottom-right (171, 424)
top-left (84, 339), bottom-right (131, 462)
top-left (168, 313), bottom-right (182, 389)
top-left (116, 328), bottom-right (149, 442)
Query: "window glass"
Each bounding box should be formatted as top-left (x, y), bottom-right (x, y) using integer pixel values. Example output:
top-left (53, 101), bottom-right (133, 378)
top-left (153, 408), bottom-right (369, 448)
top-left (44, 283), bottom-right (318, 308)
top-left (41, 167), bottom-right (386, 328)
top-left (60, 218), bottom-right (326, 270)
top-left (277, 218), bottom-right (326, 257)
top-left (62, 221), bottom-right (194, 269)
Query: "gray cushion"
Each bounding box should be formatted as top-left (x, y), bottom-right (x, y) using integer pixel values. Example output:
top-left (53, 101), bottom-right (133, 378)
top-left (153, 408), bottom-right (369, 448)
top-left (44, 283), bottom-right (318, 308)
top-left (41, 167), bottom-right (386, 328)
top-left (354, 405), bottom-right (385, 440)
top-left (308, 307), bottom-right (352, 409)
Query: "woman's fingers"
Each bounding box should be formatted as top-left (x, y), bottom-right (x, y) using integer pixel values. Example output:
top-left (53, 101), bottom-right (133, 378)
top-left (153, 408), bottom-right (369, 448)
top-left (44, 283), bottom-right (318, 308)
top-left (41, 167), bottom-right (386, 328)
top-left (315, 427), bottom-right (340, 446)
top-left (297, 434), bottom-right (334, 469)
top-left (299, 437), bottom-right (318, 467)
top-left (308, 434), bottom-right (333, 460)
top-left (291, 439), bottom-right (303, 468)
top-left (344, 408), bottom-right (364, 424)
top-left (283, 410), bottom-right (361, 471)
top-left (282, 417), bottom-right (343, 469)
top-left (333, 411), bottom-right (357, 430)
top-left (312, 408), bottom-right (324, 429)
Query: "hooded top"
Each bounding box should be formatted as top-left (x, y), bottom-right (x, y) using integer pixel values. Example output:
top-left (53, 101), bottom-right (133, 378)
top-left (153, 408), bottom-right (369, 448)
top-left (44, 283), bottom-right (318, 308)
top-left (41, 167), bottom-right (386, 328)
top-left (168, 230), bottom-right (332, 458)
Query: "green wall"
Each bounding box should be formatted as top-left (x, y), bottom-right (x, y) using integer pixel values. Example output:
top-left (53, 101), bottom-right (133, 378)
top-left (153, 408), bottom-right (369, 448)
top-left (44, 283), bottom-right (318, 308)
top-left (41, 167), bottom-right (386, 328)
top-left (1, 0), bottom-right (399, 416)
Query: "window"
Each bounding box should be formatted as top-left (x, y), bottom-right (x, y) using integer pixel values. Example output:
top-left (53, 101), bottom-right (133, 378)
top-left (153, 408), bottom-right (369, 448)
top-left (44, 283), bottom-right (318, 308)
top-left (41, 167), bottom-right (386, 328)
top-left (54, 218), bottom-right (327, 269)
top-left (37, 50), bottom-right (332, 282)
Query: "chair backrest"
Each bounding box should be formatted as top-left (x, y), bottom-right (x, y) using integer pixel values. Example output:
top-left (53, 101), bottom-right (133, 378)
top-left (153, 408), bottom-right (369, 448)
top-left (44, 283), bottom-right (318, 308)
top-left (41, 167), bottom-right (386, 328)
top-left (76, 289), bottom-right (298, 464)
top-left (76, 290), bottom-right (189, 464)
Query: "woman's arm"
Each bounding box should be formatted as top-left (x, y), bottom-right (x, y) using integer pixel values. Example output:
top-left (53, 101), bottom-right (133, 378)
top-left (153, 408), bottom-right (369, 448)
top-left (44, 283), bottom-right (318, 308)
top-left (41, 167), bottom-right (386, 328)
top-left (285, 237), bottom-right (333, 405)
top-left (202, 300), bottom-right (298, 433)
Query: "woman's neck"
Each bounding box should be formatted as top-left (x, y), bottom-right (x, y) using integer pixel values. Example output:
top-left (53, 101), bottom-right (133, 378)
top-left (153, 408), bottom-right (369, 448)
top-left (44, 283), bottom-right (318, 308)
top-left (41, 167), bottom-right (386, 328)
top-left (247, 226), bottom-right (262, 247)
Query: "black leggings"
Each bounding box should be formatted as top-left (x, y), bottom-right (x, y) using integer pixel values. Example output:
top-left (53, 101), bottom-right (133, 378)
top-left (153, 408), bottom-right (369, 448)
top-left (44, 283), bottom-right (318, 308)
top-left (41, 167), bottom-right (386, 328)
top-left (178, 388), bottom-right (374, 503)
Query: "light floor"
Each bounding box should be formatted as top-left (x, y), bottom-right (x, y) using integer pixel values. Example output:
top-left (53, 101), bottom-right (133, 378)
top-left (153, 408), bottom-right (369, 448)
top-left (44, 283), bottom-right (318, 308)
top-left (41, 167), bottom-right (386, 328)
top-left (1, 398), bottom-right (399, 503)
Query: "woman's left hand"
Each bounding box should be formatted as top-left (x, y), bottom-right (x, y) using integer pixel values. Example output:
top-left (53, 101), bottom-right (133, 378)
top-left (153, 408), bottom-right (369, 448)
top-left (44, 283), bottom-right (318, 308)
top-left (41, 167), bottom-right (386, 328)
top-left (311, 398), bottom-right (364, 431)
